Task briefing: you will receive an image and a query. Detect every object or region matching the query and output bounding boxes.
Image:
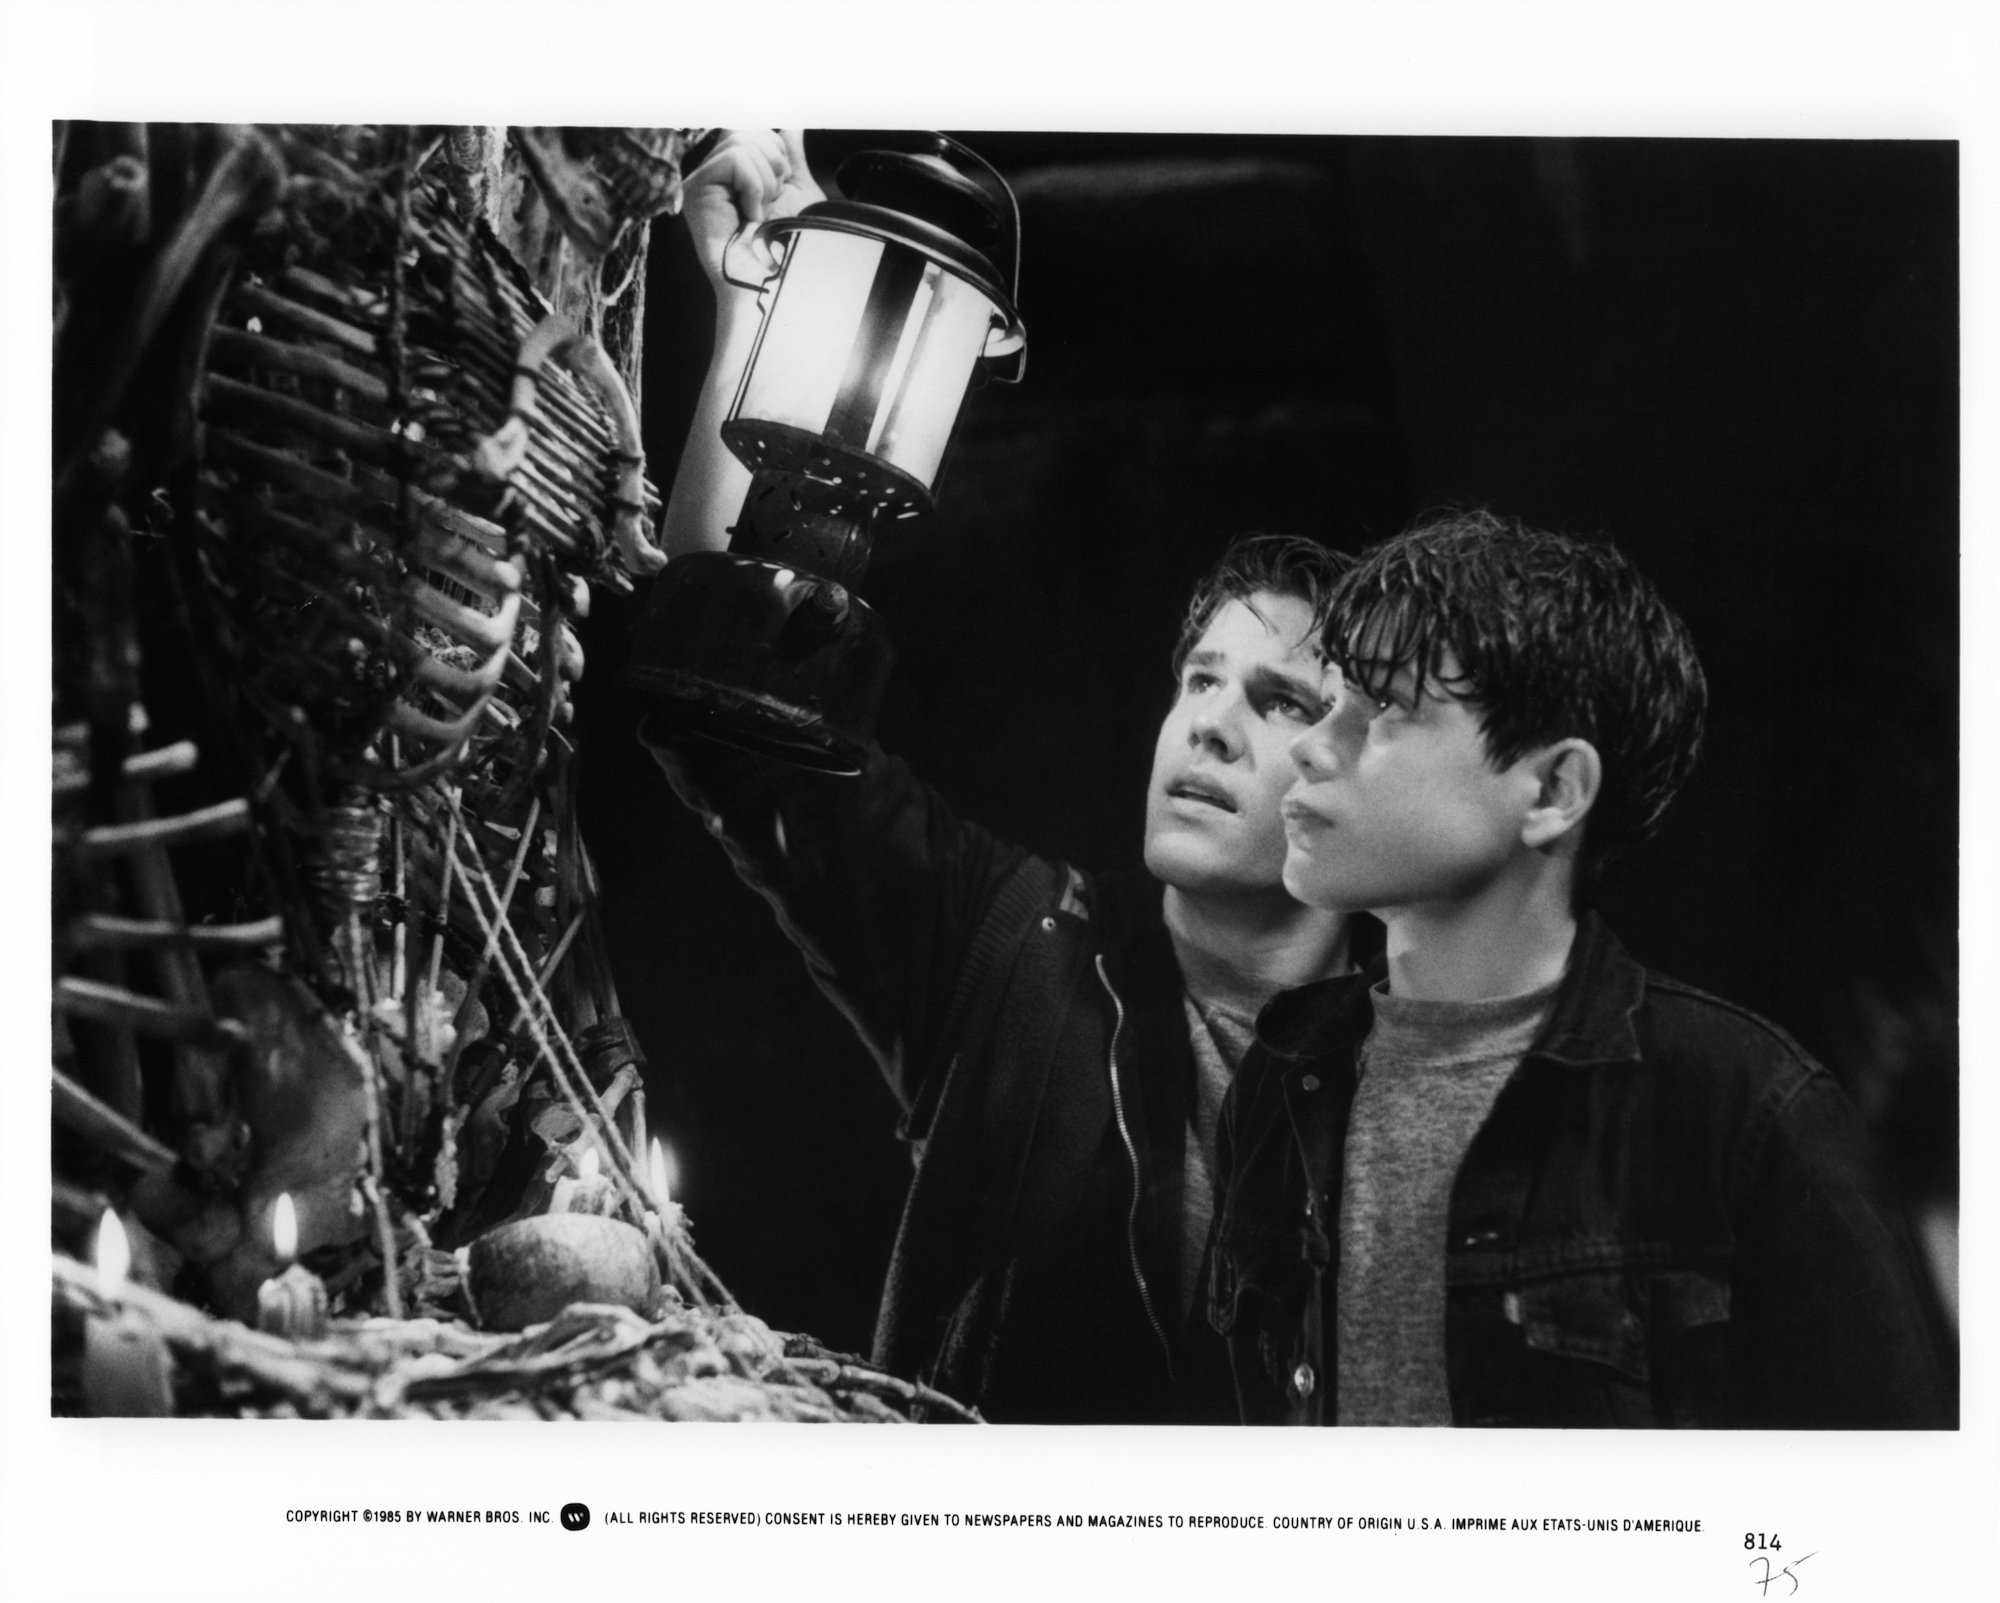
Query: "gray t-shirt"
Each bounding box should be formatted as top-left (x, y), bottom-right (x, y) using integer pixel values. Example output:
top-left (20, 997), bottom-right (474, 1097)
top-left (1335, 978), bottom-right (1560, 1425)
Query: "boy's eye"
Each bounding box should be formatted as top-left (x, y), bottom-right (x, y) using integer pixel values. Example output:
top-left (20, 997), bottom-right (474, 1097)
top-left (1343, 676), bottom-right (1397, 717)
top-left (1334, 684), bottom-right (1393, 721)
top-left (1183, 670), bottom-right (1218, 694)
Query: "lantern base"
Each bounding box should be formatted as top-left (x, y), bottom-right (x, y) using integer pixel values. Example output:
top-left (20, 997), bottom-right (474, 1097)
top-left (729, 459), bottom-right (878, 588)
top-left (628, 551), bottom-right (893, 776)
top-left (722, 419), bottom-right (937, 535)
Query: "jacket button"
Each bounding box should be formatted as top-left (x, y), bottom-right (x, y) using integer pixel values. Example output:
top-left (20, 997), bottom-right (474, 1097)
top-left (1300, 1074), bottom-right (1321, 1092)
top-left (1040, 916), bottom-right (1056, 933)
top-left (1292, 1363), bottom-right (1315, 1398)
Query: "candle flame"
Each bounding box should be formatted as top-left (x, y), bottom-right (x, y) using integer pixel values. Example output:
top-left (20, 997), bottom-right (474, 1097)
top-left (650, 1138), bottom-right (675, 1208)
top-left (272, 1192), bottom-right (298, 1263)
top-left (96, 1209), bottom-right (131, 1298)
top-left (579, 1145), bottom-right (601, 1181)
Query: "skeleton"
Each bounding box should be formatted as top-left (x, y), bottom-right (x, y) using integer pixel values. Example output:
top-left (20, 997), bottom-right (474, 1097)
top-left (52, 123), bottom-right (681, 1332)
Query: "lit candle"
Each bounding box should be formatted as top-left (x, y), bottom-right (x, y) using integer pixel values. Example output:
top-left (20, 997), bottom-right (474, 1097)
top-left (255, 1193), bottom-right (329, 1341)
top-left (646, 1138), bottom-right (685, 1238)
top-left (551, 1143), bottom-right (617, 1216)
top-left (81, 1210), bottom-right (173, 1416)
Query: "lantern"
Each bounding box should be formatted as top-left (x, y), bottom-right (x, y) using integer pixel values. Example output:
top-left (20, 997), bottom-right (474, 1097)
top-left (632, 133), bottom-right (1025, 772)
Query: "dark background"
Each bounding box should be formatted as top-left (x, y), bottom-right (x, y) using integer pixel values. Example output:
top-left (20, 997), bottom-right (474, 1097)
top-left (574, 134), bottom-right (1958, 1358)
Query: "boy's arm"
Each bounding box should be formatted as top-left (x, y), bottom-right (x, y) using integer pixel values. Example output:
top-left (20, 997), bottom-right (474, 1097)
top-left (645, 726), bottom-right (1034, 1117)
top-left (659, 129), bottom-right (818, 560)
top-left (645, 131), bottom-right (1044, 1119)
top-left (1730, 1072), bottom-right (1954, 1426)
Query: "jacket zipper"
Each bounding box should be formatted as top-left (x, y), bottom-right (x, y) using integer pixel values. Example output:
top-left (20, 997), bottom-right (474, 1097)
top-left (1095, 953), bottom-right (1172, 1373)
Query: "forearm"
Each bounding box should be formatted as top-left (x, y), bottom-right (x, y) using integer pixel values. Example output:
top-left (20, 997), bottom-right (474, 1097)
top-left (659, 287), bottom-right (764, 558)
top-left (659, 129), bottom-right (819, 559)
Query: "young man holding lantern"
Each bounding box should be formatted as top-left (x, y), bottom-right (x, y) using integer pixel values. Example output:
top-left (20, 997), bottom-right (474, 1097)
top-left (633, 131), bottom-right (1357, 1422)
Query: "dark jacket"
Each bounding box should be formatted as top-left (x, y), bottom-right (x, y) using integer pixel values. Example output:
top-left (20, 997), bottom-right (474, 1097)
top-left (1209, 913), bottom-right (1954, 1427)
top-left (648, 726), bottom-right (1236, 1423)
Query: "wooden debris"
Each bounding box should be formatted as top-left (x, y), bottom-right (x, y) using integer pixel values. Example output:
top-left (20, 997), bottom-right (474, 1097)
top-left (52, 1256), bottom-right (976, 1424)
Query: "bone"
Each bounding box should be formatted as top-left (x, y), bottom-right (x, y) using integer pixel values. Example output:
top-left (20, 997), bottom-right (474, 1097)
top-left (229, 280), bottom-right (381, 359)
top-left (51, 739), bottom-right (199, 796)
top-left (55, 976), bottom-right (251, 1051)
top-left (70, 914), bottom-right (286, 954)
top-left (77, 797), bottom-right (251, 859)
top-left (205, 325), bottom-right (391, 403)
top-left (401, 574), bottom-right (520, 656)
top-left (51, 1067), bottom-right (180, 1174)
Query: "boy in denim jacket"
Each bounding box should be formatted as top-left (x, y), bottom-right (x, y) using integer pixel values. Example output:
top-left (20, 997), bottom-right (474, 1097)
top-left (1209, 510), bottom-right (1950, 1427)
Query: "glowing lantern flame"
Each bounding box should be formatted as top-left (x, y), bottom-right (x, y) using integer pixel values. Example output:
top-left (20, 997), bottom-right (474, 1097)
top-left (272, 1193), bottom-right (299, 1263)
top-left (650, 1139), bottom-right (675, 1208)
top-left (579, 1146), bottom-right (601, 1181)
top-left (96, 1209), bottom-right (131, 1298)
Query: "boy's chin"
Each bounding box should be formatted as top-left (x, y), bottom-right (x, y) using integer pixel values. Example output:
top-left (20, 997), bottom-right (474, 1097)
top-left (1282, 853), bottom-right (1358, 912)
top-left (1145, 838), bottom-right (1274, 900)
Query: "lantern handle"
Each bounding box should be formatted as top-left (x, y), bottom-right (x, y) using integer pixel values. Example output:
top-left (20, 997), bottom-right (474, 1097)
top-left (931, 134), bottom-right (1021, 312)
top-left (719, 219), bottom-right (783, 293)
top-left (931, 133), bottom-right (1026, 385)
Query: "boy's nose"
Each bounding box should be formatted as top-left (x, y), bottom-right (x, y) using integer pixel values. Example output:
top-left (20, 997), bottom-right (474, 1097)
top-left (1289, 714), bottom-right (1336, 777)
top-left (1290, 692), bottom-right (1361, 777)
top-left (1187, 692), bottom-right (1246, 759)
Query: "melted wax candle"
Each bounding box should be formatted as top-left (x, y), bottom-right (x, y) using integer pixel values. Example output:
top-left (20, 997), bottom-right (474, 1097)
top-left (255, 1193), bottom-right (329, 1341)
top-left (81, 1210), bottom-right (172, 1417)
top-left (552, 1144), bottom-right (617, 1216)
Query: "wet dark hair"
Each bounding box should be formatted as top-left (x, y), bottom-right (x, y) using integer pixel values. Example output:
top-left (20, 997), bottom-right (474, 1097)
top-left (1324, 508), bottom-right (1707, 887)
top-left (1171, 534), bottom-right (1353, 678)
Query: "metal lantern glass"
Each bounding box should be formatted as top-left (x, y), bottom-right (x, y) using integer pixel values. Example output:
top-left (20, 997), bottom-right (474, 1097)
top-left (732, 227), bottom-right (1012, 503)
top-left (722, 201), bottom-right (1025, 531)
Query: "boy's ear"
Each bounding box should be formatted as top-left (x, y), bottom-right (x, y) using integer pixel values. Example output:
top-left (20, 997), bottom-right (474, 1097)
top-left (1520, 739), bottom-right (1602, 851)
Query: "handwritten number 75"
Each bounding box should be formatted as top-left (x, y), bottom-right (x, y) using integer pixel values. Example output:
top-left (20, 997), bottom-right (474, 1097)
top-left (1749, 1552), bottom-right (1816, 1595)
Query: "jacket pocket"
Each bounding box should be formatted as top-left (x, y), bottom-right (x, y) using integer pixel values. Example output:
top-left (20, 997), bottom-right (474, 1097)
top-left (1496, 1263), bottom-right (1736, 1426)
top-left (1207, 1219), bottom-right (1318, 1422)
top-left (1646, 1269), bottom-right (1736, 1426)
top-left (1515, 1268), bottom-right (1651, 1384)
top-left (1649, 1269), bottom-right (1730, 1340)
top-left (1205, 1221), bottom-right (1298, 1338)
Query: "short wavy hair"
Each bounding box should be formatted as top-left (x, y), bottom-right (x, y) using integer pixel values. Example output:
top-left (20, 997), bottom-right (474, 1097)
top-left (1171, 534), bottom-right (1353, 679)
top-left (1323, 509), bottom-right (1707, 888)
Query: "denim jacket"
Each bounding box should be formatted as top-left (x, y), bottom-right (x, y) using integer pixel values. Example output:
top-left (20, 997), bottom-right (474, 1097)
top-left (1208, 914), bottom-right (1953, 1427)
